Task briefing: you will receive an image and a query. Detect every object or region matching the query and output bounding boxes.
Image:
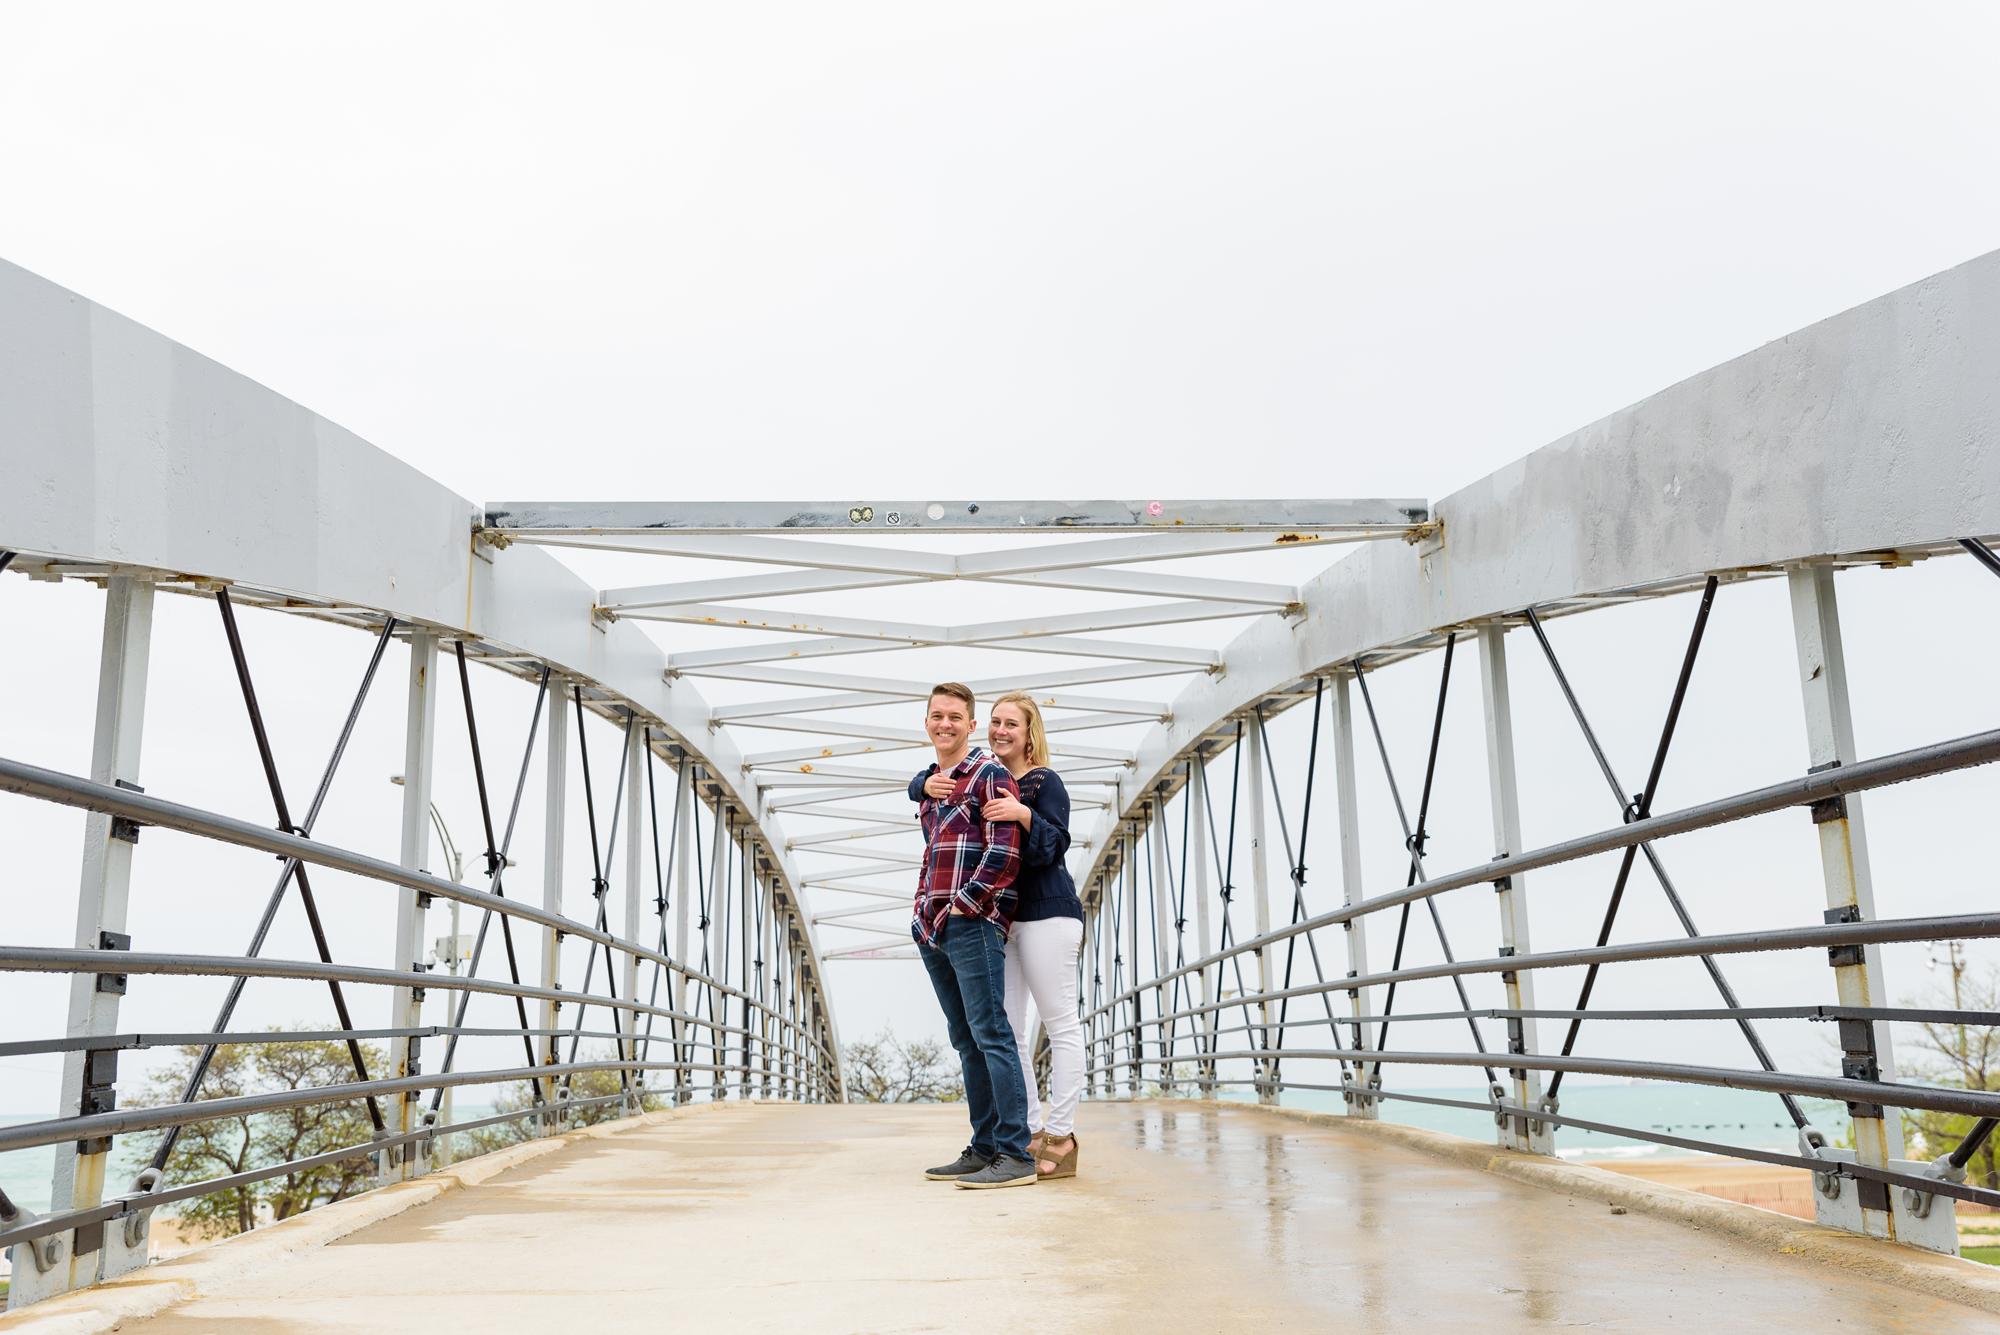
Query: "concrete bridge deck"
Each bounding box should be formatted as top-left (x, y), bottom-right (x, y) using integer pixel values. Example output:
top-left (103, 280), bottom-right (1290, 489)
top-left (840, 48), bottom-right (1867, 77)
top-left (37, 1101), bottom-right (1996, 1334)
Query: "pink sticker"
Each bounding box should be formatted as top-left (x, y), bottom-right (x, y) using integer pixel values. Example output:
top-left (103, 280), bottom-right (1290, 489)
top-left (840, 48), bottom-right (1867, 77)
top-left (1146, 501), bottom-right (1164, 516)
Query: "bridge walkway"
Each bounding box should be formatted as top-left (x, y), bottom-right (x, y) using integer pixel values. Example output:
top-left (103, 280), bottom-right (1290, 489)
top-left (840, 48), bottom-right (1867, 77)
top-left (112, 1102), bottom-right (1991, 1333)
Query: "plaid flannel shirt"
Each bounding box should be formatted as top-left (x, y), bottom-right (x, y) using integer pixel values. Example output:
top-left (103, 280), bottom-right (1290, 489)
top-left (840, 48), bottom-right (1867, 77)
top-left (910, 747), bottom-right (1022, 947)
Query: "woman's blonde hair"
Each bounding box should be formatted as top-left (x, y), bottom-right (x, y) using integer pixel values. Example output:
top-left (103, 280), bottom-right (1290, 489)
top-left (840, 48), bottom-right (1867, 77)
top-left (990, 691), bottom-right (1049, 767)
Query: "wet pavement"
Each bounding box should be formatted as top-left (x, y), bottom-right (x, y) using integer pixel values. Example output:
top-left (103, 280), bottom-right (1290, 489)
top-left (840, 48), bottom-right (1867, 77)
top-left (120, 1100), bottom-right (1993, 1332)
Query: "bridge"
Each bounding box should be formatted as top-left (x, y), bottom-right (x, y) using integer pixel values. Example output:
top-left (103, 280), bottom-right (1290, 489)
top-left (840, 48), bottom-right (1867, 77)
top-left (5, 245), bottom-right (2000, 1327)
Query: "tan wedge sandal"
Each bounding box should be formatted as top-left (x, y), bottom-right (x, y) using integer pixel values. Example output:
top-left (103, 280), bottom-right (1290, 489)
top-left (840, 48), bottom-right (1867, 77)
top-left (1037, 1132), bottom-right (1078, 1181)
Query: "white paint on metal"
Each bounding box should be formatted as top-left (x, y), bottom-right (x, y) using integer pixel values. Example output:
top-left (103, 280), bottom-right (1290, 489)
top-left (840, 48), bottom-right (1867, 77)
top-left (1478, 626), bottom-right (1551, 1154)
top-left (29, 576), bottom-right (154, 1306)
top-left (538, 679), bottom-right (568, 1115)
top-left (1789, 561), bottom-right (1906, 1234)
top-left (388, 632), bottom-right (440, 1177)
top-left (1330, 672), bottom-right (1376, 1118)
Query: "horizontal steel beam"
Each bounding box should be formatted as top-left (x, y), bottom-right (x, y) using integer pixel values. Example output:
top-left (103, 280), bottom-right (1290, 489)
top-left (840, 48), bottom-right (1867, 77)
top-left (812, 921), bottom-right (914, 939)
top-left (600, 569), bottom-right (930, 609)
top-left (802, 880), bottom-right (917, 898)
top-left (802, 859), bottom-right (915, 882)
top-left (487, 498), bottom-right (1428, 534)
top-left (786, 822), bottom-right (915, 847)
top-left (627, 599), bottom-right (1269, 644)
top-left (773, 803), bottom-right (920, 824)
top-left (977, 567), bottom-right (1298, 606)
top-left (811, 903), bottom-right (907, 923)
top-left (800, 846), bottom-right (919, 866)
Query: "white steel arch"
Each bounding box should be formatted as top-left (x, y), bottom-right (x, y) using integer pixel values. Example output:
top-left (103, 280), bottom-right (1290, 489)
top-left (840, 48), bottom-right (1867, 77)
top-left (0, 256), bottom-right (845, 1083)
top-left (1087, 243), bottom-right (2000, 889)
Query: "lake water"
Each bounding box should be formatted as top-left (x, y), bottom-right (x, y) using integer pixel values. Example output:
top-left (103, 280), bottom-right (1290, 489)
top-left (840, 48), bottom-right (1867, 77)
top-left (1237, 1081), bottom-right (1853, 1160)
top-left (0, 1117), bottom-right (54, 1214)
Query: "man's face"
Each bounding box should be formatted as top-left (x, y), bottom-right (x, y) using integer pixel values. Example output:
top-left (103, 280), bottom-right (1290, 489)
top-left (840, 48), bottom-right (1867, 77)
top-left (926, 693), bottom-right (973, 758)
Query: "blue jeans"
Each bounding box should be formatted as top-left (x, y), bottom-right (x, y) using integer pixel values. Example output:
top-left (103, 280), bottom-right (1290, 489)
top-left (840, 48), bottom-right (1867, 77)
top-left (919, 914), bottom-right (1030, 1161)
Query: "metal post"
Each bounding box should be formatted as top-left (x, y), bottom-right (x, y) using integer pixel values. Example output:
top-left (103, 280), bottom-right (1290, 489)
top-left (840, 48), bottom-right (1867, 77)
top-left (1789, 562), bottom-right (1904, 1237)
top-left (1478, 627), bottom-right (1552, 1153)
top-left (673, 764), bottom-right (693, 1103)
top-left (387, 632), bottom-right (439, 1180)
top-left (538, 676), bottom-right (569, 1120)
top-left (1331, 672), bottom-right (1377, 1119)
top-left (26, 577), bottom-right (154, 1305)
top-left (622, 725), bottom-right (644, 1110)
top-left (739, 846), bottom-right (754, 1099)
top-left (1148, 801), bottom-right (1173, 1092)
top-left (708, 803), bottom-right (730, 1099)
top-left (1124, 830), bottom-right (1141, 1094)
top-left (1245, 717), bottom-right (1276, 1103)
top-left (1088, 895), bottom-right (1104, 1095)
top-left (757, 874), bottom-right (770, 1098)
top-left (1190, 758), bottom-right (1216, 1098)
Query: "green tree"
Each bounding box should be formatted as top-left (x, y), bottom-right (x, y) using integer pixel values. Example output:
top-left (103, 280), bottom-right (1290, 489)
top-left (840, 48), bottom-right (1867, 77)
top-left (131, 1042), bottom-right (259, 1238)
top-left (127, 1029), bottom-right (385, 1239)
top-left (251, 1036), bottom-right (383, 1222)
top-left (451, 1045), bottom-right (664, 1158)
top-left (1899, 958), bottom-right (2000, 1189)
top-left (842, 1028), bottom-right (963, 1103)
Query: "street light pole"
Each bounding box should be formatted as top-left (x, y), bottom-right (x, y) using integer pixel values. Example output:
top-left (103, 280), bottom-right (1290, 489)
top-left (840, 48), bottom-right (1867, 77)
top-left (391, 776), bottom-right (468, 1153)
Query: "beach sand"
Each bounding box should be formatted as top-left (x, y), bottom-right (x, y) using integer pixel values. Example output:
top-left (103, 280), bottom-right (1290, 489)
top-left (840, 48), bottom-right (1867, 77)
top-left (1584, 1155), bottom-right (2000, 1255)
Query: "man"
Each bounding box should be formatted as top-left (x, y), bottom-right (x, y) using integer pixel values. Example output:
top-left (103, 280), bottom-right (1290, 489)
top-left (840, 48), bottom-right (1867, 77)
top-left (912, 682), bottom-right (1035, 1188)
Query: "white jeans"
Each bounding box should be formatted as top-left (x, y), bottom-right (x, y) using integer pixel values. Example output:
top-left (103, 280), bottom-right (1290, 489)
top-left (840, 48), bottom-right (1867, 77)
top-left (1004, 915), bottom-right (1085, 1138)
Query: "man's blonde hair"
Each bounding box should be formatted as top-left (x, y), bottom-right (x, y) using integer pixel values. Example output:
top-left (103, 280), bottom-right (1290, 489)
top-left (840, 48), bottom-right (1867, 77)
top-left (990, 691), bottom-right (1049, 767)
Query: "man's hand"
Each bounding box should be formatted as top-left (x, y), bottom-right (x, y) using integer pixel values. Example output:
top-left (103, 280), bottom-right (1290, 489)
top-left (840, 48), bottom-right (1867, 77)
top-left (982, 791), bottom-right (1032, 827)
top-left (923, 771), bottom-right (955, 799)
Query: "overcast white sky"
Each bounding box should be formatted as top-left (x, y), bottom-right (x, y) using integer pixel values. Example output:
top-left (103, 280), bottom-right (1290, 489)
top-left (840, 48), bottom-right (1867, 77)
top-left (6, 4), bottom-right (2000, 1134)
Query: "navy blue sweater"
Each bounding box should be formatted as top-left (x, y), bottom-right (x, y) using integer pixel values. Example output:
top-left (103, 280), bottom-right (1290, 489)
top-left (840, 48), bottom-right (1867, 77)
top-left (909, 763), bottom-right (1083, 923)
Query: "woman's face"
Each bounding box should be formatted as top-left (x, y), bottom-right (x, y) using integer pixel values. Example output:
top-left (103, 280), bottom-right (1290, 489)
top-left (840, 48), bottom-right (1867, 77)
top-left (988, 702), bottom-right (1030, 765)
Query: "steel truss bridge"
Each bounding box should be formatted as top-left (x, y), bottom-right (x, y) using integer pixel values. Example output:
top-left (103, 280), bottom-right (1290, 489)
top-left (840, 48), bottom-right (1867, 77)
top-left (6, 248), bottom-right (2000, 1320)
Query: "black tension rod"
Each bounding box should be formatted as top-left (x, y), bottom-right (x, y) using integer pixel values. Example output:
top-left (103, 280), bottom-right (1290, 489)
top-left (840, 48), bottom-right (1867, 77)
top-left (1210, 723), bottom-right (1255, 1011)
top-left (455, 643), bottom-right (501, 874)
top-left (1355, 639), bottom-right (1498, 1096)
top-left (154, 612), bottom-right (399, 1170)
top-left (639, 753), bottom-right (688, 1062)
top-left (209, 590), bottom-right (386, 1134)
top-left (1960, 537), bottom-right (2000, 580)
top-left (1544, 576), bottom-right (1717, 1100)
top-left (1953, 1117), bottom-right (2000, 1172)
top-left (561, 696), bottom-right (635, 1085)
top-left (563, 695), bottom-right (618, 1064)
top-left (432, 661), bottom-right (552, 1100)
top-left (1524, 586), bottom-right (1808, 1128)
top-left (1256, 693), bottom-right (1340, 1072)
top-left (1196, 744), bottom-right (1254, 1047)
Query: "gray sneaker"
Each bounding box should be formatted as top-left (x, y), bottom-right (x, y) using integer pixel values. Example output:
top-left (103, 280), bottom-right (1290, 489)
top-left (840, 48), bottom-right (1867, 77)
top-left (955, 1154), bottom-right (1038, 1189)
top-left (925, 1146), bottom-right (993, 1180)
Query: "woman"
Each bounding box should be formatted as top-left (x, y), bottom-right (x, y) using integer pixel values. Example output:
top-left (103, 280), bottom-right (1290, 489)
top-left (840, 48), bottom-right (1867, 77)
top-left (909, 691), bottom-right (1084, 1180)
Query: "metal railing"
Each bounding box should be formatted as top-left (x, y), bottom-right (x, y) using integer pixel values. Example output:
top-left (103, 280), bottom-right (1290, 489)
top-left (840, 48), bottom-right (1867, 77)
top-left (0, 579), bottom-right (840, 1303)
top-left (1074, 550), bottom-right (2000, 1252)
